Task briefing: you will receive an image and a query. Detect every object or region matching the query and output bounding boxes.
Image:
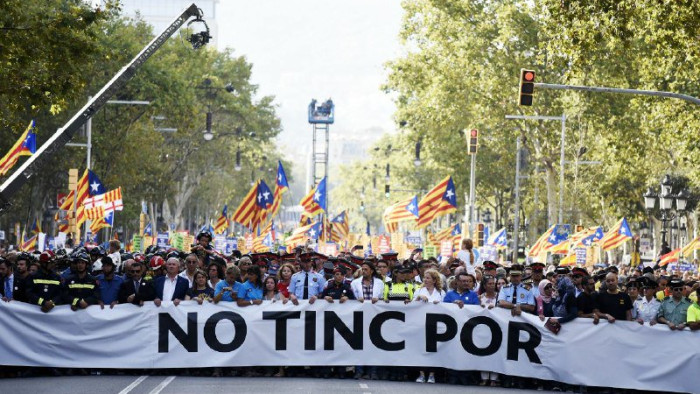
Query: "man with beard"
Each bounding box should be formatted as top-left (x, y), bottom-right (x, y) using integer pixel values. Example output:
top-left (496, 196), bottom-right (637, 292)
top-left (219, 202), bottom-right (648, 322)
top-left (11, 253), bottom-right (32, 302)
top-left (96, 256), bottom-right (123, 309)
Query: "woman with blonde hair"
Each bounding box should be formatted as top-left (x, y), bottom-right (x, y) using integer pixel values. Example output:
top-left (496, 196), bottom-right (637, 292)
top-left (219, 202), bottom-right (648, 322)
top-left (412, 269), bottom-right (445, 383)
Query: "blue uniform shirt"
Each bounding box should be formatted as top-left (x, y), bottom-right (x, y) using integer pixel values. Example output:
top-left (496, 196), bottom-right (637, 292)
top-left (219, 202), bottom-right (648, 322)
top-left (96, 274), bottom-right (124, 304)
top-left (497, 283), bottom-right (535, 306)
top-left (237, 281), bottom-right (263, 301)
top-left (288, 270), bottom-right (327, 299)
top-left (215, 280), bottom-right (243, 302)
top-left (444, 289), bottom-right (480, 305)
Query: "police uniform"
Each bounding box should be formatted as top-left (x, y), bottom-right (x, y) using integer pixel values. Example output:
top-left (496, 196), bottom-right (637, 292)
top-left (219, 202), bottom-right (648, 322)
top-left (62, 273), bottom-right (100, 308)
top-left (383, 281), bottom-right (417, 301)
top-left (322, 280), bottom-right (354, 300)
top-left (288, 270), bottom-right (326, 299)
top-left (497, 265), bottom-right (534, 307)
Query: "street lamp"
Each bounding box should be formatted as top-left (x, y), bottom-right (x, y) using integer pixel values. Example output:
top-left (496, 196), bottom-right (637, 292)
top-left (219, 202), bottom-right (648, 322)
top-left (643, 174), bottom-right (689, 255)
top-left (483, 208), bottom-right (492, 226)
top-left (234, 148), bottom-right (241, 171)
top-left (203, 112), bottom-right (214, 141)
top-left (414, 140), bottom-right (422, 167)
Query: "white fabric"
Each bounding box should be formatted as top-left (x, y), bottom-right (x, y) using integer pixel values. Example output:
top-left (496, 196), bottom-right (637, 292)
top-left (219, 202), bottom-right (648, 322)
top-left (162, 275), bottom-right (178, 301)
top-left (350, 277), bottom-right (384, 300)
top-left (456, 250), bottom-right (477, 275)
top-left (179, 270), bottom-right (194, 288)
top-left (0, 301), bottom-right (698, 394)
top-left (413, 286), bottom-right (444, 302)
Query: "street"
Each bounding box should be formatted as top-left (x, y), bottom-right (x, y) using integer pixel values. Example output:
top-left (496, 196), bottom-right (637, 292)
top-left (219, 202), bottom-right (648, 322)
top-left (0, 376), bottom-right (558, 394)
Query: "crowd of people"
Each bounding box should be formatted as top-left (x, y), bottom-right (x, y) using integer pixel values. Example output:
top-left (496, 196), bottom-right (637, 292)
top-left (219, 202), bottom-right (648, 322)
top-left (0, 233), bottom-right (698, 391)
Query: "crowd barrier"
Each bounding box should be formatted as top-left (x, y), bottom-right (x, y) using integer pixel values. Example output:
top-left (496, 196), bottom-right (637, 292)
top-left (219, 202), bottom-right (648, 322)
top-left (0, 301), bottom-right (697, 393)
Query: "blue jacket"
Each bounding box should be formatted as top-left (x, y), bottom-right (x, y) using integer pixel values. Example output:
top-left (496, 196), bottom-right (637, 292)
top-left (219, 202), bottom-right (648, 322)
top-left (154, 275), bottom-right (189, 301)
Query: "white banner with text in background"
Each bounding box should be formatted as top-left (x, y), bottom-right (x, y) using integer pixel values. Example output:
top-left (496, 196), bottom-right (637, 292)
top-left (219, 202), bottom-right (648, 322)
top-left (0, 301), bottom-right (698, 393)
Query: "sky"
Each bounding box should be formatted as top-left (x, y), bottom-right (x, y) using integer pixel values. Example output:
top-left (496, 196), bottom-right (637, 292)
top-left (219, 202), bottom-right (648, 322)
top-left (215, 0), bottom-right (405, 158)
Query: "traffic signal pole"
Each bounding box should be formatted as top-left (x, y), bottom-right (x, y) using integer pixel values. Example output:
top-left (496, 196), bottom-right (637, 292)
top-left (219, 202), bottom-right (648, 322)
top-left (534, 83), bottom-right (700, 106)
top-left (469, 152), bottom-right (476, 238)
top-left (513, 135), bottom-right (522, 263)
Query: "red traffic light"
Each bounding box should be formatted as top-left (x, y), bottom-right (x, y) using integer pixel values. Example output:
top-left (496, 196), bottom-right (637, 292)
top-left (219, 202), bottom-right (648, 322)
top-left (523, 71), bottom-right (535, 82)
top-left (470, 129), bottom-right (478, 137)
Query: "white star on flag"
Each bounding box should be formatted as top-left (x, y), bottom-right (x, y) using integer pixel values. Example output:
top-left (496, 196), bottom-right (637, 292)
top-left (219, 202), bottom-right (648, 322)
top-left (549, 234), bottom-right (557, 242)
top-left (90, 181), bottom-right (100, 192)
top-left (257, 193), bottom-right (262, 203)
top-left (445, 189), bottom-right (454, 199)
top-left (407, 203), bottom-right (415, 211)
top-left (314, 190), bottom-right (321, 201)
top-left (263, 191), bottom-right (270, 201)
top-left (309, 229), bottom-right (316, 238)
top-left (278, 174), bottom-right (283, 183)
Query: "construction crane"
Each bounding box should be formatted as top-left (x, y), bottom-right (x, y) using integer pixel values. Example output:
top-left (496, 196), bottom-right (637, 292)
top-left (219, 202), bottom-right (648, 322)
top-left (0, 3), bottom-right (211, 213)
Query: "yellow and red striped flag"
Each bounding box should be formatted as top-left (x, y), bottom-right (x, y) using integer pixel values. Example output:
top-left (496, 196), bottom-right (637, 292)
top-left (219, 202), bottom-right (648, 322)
top-left (681, 236), bottom-right (700, 257)
top-left (659, 248), bottom-right (681, 267)
top-left (416, 176), bottom-right (457, 229)
top-left (214, 205), bottom-right (229, 235)
top-left (75, 170), bottom-right (90, 227)
top-left (528, 224), bottom-right (556, 257)
top-left (0, 120), bottom-right (37, 176)
top-left (232, 180), bottom-right (260, 230)
top-left (599, 218), bottom-right (632, 251)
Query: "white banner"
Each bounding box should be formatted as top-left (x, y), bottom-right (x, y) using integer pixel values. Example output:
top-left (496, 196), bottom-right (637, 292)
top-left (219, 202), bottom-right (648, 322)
top-left (0, 301), bottom-right (697, 393)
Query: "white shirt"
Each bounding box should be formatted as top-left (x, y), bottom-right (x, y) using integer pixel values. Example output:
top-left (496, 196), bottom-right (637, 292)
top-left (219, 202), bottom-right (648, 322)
top-left (413, 286), bottom-right (445, 302)
top-left (456, 250), bottom-right (477, 275)
top-left (162, 275), bottom-right (178, 301)
top-left (178, 270), bottom-right (194, 288)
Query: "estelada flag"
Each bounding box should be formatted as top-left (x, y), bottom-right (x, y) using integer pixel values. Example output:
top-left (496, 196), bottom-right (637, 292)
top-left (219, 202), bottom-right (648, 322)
top-left (416, 176), bottom-right (457, 229)
top-left (0, 120), bottom-right (37, 176)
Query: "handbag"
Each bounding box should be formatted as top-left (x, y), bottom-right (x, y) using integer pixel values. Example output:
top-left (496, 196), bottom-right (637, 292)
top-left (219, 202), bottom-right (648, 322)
top-left (545, 318), bottom-right (561, 335)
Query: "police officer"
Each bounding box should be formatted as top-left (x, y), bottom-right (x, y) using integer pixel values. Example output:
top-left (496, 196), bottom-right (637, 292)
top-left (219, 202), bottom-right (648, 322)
top-left (383, 266), bottom-right (417, 302)
top-left (26, 251), bottom-right (64, 313)
top-left (497, 264), bottom-right (535, 316)
top-left (62, 252), bottom-right (100, 311)
top-left (288, 253), bottom-right (326, 305)
top-left (322, 266), bottom-right (354, 302)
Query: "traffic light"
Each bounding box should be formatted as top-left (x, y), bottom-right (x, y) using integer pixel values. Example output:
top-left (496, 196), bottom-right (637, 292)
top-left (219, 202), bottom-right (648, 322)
top-left (477, 223), bottom-right (485, 247)
top-left (384, 184), bottom-right (390, 198)
top-left (519, 69), bottom-right (535, 106)
top-left (467, 129), bottom-right (478, 154)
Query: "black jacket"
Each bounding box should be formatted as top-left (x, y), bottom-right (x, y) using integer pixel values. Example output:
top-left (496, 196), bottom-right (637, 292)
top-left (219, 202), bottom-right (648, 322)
top-left (118, 277), bottom-right (156, 304)
top-left (62, 273), bottom-right (100, 307)
top-left (26, 270), bottom-right (63, 307)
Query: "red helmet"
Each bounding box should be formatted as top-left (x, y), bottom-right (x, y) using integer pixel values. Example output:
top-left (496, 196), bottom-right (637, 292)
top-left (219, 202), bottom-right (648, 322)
top-left (39, 250), bottom-right (56, 263)
top-left (133, 253), bottom-right (146, 263)
top-left (149, 255), bottom-right (165, 269)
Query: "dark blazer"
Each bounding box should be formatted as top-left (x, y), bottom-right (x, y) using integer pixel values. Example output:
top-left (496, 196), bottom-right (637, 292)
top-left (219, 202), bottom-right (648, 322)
top-left (154, 275), bottom-right (189, 301)
top-left (118, 277), bottom-right (156, 304)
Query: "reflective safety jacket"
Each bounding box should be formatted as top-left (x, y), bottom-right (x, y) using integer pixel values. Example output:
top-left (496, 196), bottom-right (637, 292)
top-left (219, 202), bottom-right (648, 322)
top-left (26, 270), bottom-right (63, 307)
top-left (62, 274), bottom-right (100, 307)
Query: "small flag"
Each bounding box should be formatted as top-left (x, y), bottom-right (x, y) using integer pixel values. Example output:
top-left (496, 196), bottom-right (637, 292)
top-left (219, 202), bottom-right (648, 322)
top-left (599, 218), bottom-right (632, 251)
top-left (214, 205), bottom-right (229, 235)
top-left (0, 120), bottom-right (37, 176)
top-left (488, 227), bottom-right (508, 249)
top-left (416, 176), bottom-right (457, 229)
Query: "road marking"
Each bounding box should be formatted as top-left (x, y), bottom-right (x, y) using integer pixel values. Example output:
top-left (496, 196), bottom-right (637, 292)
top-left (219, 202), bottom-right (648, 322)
top-left (359, 383), bottom-right (369, 389)
top-left (118, 375), bottom-right (148, 394)
top-left (149, 376), bottom-right (176, 394)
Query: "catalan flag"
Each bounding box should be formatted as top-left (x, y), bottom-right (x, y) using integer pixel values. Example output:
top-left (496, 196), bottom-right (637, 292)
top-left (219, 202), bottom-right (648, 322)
top-left (383, 195), bottom-right (419, 224)
top-left (268, 161), bottom-right (289, 219)
top-left (681, 236), bottom-right (700, 257)
top-left (20, 230), bottom-right (37, 252)
top-left (330, 211), bottom-right (349, 243)
top-left (76, 170), bottom-right (103, 227)
top-left (214, 205), bottom-right (229, 235)
top-left (85, 206), bottom-right (106, 220)
top-left (434, 224), bottom-right (457, 243)
top-left (90, 211), bottom-right (113, 233)
top-left (30, 219), bottom-right (41, 235)
top-left (659, 248), bottom-right (681, 267)
top-left (252, 220), bottom-right (275, 252)
top-left (451, 223), bottom-right (462, 250)
top-left (300, 178), bottom-right (325, 217)
top-left (488, 227), bottom-right (508, 249)
top-left (528, 224), bottom-right (556, 257)
top-left (232, 180), bottom-right (260, 229)
top-left (253, 180), bottom-right (274, 231)
top-left (599, 218), bottom-right (632, 251)
top-left (576, 226), bottom-right (605, 247)
top-left (0, 120), bottom-right (37, 176)
top-left (416, 176), bottom-right (457, 229)
top-left (559, 254), bottom-right (577, 267)
top-left (284, 221), bottom-right (317, 247)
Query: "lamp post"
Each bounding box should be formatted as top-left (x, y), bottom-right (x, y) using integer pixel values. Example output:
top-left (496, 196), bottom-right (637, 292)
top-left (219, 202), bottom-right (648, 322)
top-left (643, 174), bottom-right (689, 255)
top-left (414, 140), bottom-right (422, 167)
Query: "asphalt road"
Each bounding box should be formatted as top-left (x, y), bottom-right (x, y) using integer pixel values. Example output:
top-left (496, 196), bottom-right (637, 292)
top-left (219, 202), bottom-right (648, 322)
top-left (0, 376), bottom-right (560, 394)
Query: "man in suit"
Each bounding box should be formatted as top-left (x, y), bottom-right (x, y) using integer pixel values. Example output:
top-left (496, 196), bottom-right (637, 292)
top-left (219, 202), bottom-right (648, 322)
top-left (153, 257), bottom-right (189, 306)
top-left (118, 260), bottom-right (155, 305)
